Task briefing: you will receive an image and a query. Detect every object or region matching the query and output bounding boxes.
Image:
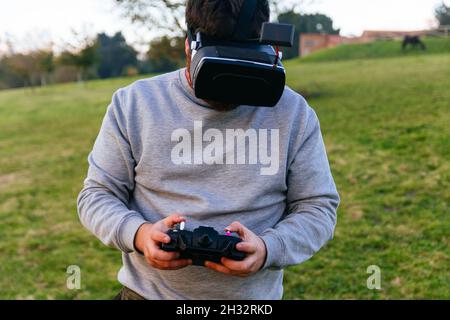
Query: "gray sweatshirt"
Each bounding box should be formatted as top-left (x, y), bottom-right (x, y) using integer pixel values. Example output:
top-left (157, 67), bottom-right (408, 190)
top-left (77, 68), bottom-right (340, 300)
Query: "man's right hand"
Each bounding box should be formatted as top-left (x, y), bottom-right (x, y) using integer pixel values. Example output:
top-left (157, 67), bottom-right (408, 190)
top-left (134, 215), bottom-right (192, 270)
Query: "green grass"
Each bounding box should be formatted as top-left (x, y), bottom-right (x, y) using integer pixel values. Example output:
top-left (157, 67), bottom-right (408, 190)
top-left (0, 52), bottom-right (449, 299)
top-left (301, 37), bottom-right (450, 62)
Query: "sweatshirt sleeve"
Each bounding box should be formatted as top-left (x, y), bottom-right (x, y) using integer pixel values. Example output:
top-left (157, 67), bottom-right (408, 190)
top-left (260, 106), bottom-right (340, 270)
top-left (77, 90), bottom-right (147, 253)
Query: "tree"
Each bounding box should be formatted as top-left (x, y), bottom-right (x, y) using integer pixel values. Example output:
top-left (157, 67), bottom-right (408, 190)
top-left (145, 35), bottom-right (185, 72)
top-left (115, 0), bottom-right (186, 34)
top-left (33, 49), bottom-right (54, 86)
top-left (59, 40), bottom-right (99, 83)
top-left (0, 39), bottom-right (54, 89)
top-left (271, 0), bottom-right (315, 17)
top-left (435, 2), bottom-right (450, 26)
top-left (96, 32), bottom-right (138, 78)
top-left (0, 55), bottom-right (30, 89)
top-left (278, 11), bottom-right (340, 60)
top-left (3, 53), bottom-right (39, 88)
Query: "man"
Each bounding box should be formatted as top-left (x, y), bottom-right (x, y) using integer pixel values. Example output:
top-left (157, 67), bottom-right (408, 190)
top-left (77, 0), bottom-right (339, 300)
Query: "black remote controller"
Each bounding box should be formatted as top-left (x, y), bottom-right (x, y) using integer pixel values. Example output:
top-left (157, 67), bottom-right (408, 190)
top-left (161, 223), bottom-right (246, 266)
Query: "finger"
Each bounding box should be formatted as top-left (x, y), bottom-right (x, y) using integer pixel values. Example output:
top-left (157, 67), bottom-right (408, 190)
top-left (153, 249), bottom-right (181, 261)
top-left (221, 257), bottom-right (253, 272)
top-left (153, 259), bottom-right (192, 270)
top-left (205, 262), bottom-right (251, 278)
top-left (162, 214), bottom-right (186, 228)
top-left (148, 242), bottom-right (180, 261)
top-left (204, 261), bottom-right (233, 275)
top-left (151, 230), bottom-right (171, 244)
top-left (225, 221), bottom-right (247, 238)
top-left (236, 241), bottom-right (257, 254)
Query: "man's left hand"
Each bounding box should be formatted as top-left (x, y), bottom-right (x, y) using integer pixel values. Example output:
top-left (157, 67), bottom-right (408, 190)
top-left (205, 221), bottom-right (267, 277)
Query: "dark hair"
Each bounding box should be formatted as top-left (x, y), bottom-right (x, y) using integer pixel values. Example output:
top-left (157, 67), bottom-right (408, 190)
top-left (186, 0), bottom-right (270, 39)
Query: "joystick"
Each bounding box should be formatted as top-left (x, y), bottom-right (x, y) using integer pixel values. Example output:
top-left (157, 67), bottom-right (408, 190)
top-left (161, 225), bottom-right (246, 266)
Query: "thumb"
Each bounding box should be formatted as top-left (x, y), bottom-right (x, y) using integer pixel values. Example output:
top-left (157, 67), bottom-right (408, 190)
top-left (162, 214), bottom-right (186, 228)
top-left (225, 221), bottom-right (247, 239)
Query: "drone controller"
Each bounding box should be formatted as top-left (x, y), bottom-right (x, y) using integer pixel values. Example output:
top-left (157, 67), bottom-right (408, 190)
top-left (160, 223), bottom-right (246, 266)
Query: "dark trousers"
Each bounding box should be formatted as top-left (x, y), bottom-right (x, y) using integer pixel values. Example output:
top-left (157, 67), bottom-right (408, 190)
top-left (114, 287), bottom-right (146, 300)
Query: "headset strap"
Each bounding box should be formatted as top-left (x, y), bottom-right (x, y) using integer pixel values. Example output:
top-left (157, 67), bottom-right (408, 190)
top-left (232, 0), bottom-right (258, 41)
top-left (187, 28), bottom-right (195, 46)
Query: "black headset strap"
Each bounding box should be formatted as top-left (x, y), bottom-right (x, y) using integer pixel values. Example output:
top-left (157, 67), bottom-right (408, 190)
top-left (187, 28), bottom-right (195, 45)
top-left (232, 0), bottom-right (258, 41)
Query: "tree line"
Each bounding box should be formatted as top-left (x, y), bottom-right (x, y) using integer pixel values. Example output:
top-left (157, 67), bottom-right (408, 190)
top-left (1, 9), bottom-right (340, 90)
top-left (0, 32), bottom-right (137, 90)
top-left (0, 28), bottom-right (197, 90)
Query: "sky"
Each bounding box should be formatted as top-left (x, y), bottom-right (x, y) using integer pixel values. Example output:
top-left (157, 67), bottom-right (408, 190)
top-left (0, 0), bottom-right (448, 53)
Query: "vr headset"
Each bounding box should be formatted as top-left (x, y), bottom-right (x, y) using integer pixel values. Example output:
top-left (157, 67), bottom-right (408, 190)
top-left (187, 0), bottom-right (295, 107)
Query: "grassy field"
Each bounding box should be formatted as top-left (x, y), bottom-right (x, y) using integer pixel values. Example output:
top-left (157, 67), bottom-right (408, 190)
top-left (0, 50), bottom-right (449, 299)
top-left (301, 37), bottom-right (450, 62)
